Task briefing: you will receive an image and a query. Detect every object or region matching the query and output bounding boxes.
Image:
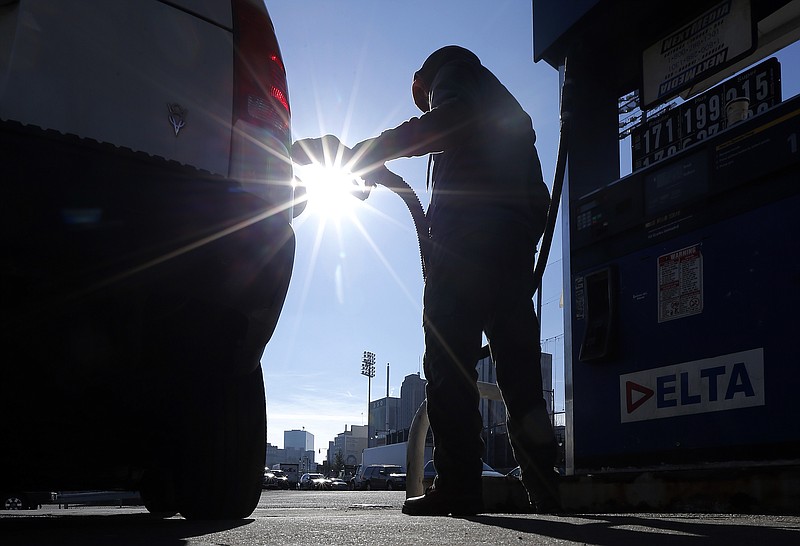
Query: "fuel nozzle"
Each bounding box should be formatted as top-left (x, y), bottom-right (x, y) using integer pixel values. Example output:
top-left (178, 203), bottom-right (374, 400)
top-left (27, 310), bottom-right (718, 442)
top-left (293, 135), bottom-right (429, 280)
top-left (291, 135), bottom-right (374, 200)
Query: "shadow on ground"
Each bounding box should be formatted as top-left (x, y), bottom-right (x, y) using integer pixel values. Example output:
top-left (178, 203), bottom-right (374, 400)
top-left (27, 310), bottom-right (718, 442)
top-left (464, 513), bottom-right (800, 545)
top-left (0, 513), bottom-right (250, 546)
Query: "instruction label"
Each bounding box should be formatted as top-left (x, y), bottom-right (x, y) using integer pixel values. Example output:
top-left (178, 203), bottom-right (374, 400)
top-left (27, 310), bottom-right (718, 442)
top-left (658, 245), bottom-right (703, 322)
top-left (573, 275), bottom-right (585, 320)
top-left (641, 0), bottom-right (754, 107)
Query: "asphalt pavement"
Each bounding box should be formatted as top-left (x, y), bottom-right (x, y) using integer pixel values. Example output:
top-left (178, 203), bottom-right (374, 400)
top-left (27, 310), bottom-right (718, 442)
top-left (1, 490), bottom-right (799, 545)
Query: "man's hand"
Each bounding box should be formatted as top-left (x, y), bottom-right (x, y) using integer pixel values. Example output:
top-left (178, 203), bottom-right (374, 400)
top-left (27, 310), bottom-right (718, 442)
top-left (292, 135), bottom-right (378, 178)
top-left (347, 138), bottom-right (383, 178)
top-left (291, 134), bottom-right (380, 201)
top-left (290, 134), bottom-right (349, 166)
top-left (361, 164), bottom-right (404, 191)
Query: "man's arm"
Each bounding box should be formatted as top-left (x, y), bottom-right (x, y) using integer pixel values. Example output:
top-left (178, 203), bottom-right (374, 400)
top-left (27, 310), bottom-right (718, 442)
top-left (349, 61), bottom-right (481, 173)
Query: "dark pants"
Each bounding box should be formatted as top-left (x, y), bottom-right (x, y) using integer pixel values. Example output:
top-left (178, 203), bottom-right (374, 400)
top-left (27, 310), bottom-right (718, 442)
top-left (422, 224), bottom-right (557, 500)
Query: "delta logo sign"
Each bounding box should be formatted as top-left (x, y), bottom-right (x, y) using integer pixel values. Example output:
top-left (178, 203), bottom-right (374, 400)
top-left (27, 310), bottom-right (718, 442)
top-left (620, 348), bottom-right (764, 423)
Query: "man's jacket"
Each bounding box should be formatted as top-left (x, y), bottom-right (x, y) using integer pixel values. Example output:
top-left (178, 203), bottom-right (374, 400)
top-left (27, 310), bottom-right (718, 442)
top-left (355, 56), bottom-right (551, 241)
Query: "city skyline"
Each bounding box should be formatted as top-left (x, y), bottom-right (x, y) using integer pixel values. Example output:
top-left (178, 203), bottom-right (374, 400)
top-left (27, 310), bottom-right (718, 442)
top-left (268, 371), bottom-right (424, 452)
top-left (270, 360), bottom-right (557, 465)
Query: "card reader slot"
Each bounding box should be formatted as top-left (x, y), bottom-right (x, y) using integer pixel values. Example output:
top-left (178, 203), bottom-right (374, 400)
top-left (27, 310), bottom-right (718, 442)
top-left (579, 267), bottom-right (616, 362)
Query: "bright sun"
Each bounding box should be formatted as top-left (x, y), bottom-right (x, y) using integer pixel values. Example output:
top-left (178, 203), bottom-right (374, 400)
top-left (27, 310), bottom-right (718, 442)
top-left (294, 163), bottom-right (367, 220)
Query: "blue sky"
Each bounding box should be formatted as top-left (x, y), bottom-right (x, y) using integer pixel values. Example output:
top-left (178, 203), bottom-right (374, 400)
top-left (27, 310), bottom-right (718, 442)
top-left (264, 1), bottom-right (800, 461)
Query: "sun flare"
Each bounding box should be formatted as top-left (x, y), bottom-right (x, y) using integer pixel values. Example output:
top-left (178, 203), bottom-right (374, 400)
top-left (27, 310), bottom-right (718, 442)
top-left (294, 163), bottom-right (367, 220)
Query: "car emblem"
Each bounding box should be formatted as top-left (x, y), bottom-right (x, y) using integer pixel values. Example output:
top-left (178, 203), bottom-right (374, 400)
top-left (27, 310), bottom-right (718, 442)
top-left (167, 103), bottom-right (187, 136)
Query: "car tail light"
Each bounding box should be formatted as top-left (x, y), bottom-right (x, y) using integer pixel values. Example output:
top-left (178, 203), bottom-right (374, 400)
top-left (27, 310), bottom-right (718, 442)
top-left (232, 0), bottom-right (290, 139)
top-left (230, 0), bottom-right (295, 218)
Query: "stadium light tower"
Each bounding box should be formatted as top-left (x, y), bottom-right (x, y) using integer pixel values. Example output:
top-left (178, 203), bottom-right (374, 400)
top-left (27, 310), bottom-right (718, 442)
top-left (361, 351), bottom-right (376, 446)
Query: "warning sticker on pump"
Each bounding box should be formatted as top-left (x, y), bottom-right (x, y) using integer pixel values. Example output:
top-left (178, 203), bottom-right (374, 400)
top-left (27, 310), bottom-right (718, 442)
top-left (658, 244), bottom-right (703, 322)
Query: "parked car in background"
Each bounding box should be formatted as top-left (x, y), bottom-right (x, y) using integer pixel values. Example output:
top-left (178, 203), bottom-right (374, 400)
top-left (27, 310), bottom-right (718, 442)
top-left (360, 465), bottom-right (406, 491)
top-left (349, 465), bottom-right (363, 490)
top-left (262, 469), bottom-right (290, 490)
top-left (1, 0), bottom-right (300, 521)
top-left (272, 464), bottom-right (300, 489)
top-left (53, 491), bottom-right (142, 508)
top-left (506, 464), bottom-right (564, 479)
top-left (422, 460), bottom-right (504, 490)
top-left (1, 491), bottom-right (54, 510)
top-left (298, 473), bottom-right (331, 491)
top-left (270, 469), bottom-right (291, 490)
top-left (328, 477), bottom-right (349, 491)
top-left (263, 470), bottom-right (276, 489)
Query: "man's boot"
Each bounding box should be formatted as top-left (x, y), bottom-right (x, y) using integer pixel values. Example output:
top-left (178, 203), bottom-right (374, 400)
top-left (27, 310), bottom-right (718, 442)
top-left (507, 407), bottom-right (562, 513)
top-left (402, 485), bottom-right (484, 516)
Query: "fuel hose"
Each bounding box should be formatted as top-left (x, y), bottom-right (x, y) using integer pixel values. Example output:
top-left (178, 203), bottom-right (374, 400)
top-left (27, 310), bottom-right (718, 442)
top-left (359, 166), bottom-right (430, 280)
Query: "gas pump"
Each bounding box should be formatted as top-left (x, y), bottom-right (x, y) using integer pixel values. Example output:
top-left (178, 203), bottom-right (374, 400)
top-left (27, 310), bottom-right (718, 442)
top-left (534, 0), bottom-right (800, 477)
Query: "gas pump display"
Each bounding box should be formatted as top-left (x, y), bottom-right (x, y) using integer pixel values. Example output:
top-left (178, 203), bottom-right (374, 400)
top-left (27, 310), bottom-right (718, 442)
top-left (632, 57), bottom-right (782, 171)
top-left (569, 89), bottom-right (800, 473)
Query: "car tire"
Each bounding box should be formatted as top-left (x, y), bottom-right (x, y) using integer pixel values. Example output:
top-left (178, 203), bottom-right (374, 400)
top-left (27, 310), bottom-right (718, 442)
top-left (2, 493), bottom-right (26, 510)
top-left (140, 468), bottom-right (178, 518)
top-left (173, 366), bottom-right (266, 520)
top-left (386, 482), bottom-right (394, 491)
top-left (365, 481), bottom-right (371, 491)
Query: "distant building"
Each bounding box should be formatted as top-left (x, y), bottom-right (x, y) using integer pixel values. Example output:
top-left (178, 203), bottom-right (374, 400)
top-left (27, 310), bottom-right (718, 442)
top-left (476, 346), bottom-right (507, 446)
top-left (266, 442), bottom-right (280, 465)
top-left (264, 430), bottom-right (317, 473)
top-left (476, 347), bottom-right (554, 423)
top-left (400, 373), bottom-right (427, 430)
top-left (369, 397), bottom-right (401, 447)
top-left (265, 444), bottom-right (316, 473)
top-left (476, 346), bottom-right (554, 471)
top-left (541, 352), bottom-right (554, 415)
top-left (284, 429), bottom-right (314, 452)
top-left (326, 424), bottom-right (368, 470)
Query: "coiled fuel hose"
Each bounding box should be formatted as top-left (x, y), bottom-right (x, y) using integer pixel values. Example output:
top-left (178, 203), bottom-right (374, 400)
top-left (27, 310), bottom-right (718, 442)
top-left (359, 166), bottom-right (430, 281)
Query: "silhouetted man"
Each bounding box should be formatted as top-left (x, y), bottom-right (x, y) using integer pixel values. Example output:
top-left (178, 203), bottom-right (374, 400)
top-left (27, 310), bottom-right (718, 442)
top-left (350, 46), bottom-right (560, 516)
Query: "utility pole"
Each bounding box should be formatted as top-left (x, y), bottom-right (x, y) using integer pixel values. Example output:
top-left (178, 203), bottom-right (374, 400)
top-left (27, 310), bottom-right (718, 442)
top-left (386, 362), bottom-right (390, 440)
top-left (361, 351), bottom-right (375, 447)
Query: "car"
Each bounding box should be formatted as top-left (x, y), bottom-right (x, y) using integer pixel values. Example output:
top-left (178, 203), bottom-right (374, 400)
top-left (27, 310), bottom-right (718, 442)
top-left (1, 0), bottom-right (300, 521)
top-left (506, 464), bottom-right (565, 479)
top-left (360, 465), bottom-right (406, 491)
top-left (52, 490), bottom-right (142, 508)
top-left (1, 491), bottom-right (54, 510)
top-left (270, 469), bottom-right (291, 490)
top-left (262, 469), bottom-right (289, 490)
top-left (263, 470), bottom-right (276, 489)
top-left (298, 473), bottom-right (331, 491)
top-left (349, 465), bottom-right (363, 490)
top-left (327, 477), bottom-right (349, 491)
top-left (422, 460), bottom-right (505, 490)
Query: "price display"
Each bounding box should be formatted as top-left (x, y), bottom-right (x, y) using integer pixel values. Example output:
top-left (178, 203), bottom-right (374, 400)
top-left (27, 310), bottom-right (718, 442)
top-left (632, 57), bottom-right (781, 171)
